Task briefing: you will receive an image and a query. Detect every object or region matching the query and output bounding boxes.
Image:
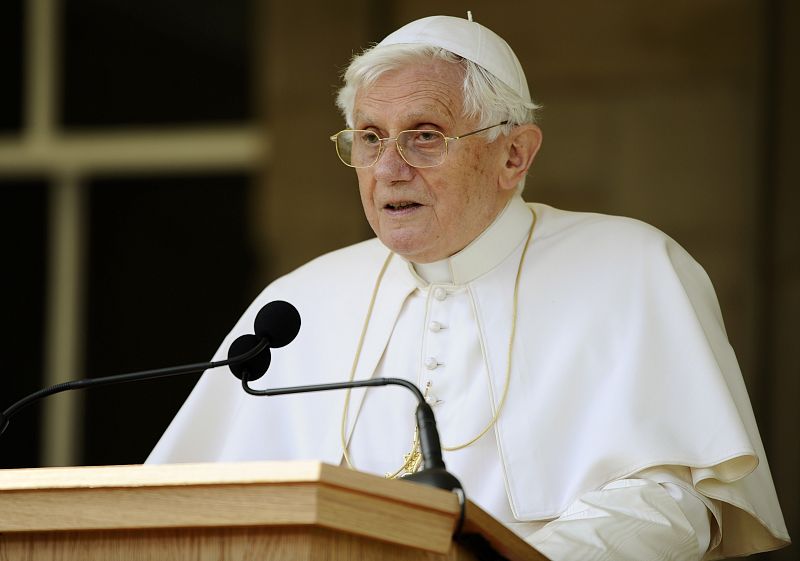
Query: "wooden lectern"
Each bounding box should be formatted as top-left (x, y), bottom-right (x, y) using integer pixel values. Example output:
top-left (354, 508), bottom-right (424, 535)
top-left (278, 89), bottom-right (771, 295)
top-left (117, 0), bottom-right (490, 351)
top-left (0, 461), bottom-right (548, 560)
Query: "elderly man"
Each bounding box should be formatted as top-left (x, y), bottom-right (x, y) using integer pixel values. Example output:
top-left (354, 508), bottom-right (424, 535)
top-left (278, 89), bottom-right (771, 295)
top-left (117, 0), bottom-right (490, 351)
top-left (148, 15), bottom-right (789, 560)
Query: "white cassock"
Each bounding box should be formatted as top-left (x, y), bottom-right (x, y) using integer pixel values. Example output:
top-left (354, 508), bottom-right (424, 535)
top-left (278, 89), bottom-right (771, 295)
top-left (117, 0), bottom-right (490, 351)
top-left (148, 196), bottom-right (790, 560)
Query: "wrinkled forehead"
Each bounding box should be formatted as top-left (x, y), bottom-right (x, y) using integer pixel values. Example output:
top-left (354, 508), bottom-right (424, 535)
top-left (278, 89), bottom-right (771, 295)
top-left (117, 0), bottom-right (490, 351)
top-left (352, 60), bottom-right (467, 128)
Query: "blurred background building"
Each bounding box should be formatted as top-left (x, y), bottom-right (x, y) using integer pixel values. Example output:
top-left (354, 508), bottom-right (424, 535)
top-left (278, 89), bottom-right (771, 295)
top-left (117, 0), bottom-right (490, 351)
top-left (0, 1), bottom-right (796, 558)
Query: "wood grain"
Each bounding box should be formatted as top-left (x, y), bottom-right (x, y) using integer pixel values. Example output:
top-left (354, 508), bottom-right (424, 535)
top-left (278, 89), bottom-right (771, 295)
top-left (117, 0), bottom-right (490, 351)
top-left (0, 526), bottom-right (475, 561)
top-left (0, 461), bottom-right (548, 560)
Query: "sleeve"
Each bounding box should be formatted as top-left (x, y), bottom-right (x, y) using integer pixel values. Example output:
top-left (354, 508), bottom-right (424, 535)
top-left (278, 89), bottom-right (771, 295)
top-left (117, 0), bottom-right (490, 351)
top-left (525, 467), bottom-right (717, 561)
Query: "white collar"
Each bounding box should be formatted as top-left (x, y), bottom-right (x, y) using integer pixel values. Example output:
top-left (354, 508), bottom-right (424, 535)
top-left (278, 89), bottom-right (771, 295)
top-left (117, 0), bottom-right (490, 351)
top-left (409, 195), bottom-right (532, 286)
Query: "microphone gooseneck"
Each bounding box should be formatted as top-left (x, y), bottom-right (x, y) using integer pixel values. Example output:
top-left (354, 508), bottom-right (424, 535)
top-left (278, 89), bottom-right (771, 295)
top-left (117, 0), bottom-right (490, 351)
top-left (238, 350), bottom-right (468, 540)
top-left (0, 337), bottom-right (269, 438)
top-left (237, 371), bottom-right (462, 492)
top-left (0, 300), bottom-right (297, 437)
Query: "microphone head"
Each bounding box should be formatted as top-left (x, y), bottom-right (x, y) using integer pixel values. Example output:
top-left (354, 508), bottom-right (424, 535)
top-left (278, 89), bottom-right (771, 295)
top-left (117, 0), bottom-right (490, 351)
top-left (228, 334), bottom-right (271, 381)
top-left (254, 300), bottom-right (301, 348)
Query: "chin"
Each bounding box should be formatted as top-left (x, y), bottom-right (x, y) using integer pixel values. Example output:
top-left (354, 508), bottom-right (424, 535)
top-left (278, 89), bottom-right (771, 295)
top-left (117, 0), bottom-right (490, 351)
top-left (377, 221), bottom-right (450, 262)
top-left (390, 245), bottom-right (447, 264)
top-left (380, 235), bottom-right (429, 262)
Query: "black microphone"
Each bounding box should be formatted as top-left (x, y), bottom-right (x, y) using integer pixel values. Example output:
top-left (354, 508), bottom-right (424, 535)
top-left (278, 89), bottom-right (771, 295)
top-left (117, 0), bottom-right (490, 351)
top-left (0, 301), bottom-right (297, 437)
top-left (255, 300), bottom-right (301, 347)
top-left (228, 300), bottom-right (301, 380)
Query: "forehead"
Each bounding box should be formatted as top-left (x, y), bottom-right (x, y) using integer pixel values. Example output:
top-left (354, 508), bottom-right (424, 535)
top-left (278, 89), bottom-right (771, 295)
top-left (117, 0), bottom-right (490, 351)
top-left (353, 59), bottom-right (466, 128)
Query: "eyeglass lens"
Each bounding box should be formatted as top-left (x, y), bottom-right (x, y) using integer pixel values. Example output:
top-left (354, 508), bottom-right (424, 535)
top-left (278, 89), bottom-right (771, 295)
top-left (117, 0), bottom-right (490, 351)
top-left (336, 130), bottom-right (447, 168)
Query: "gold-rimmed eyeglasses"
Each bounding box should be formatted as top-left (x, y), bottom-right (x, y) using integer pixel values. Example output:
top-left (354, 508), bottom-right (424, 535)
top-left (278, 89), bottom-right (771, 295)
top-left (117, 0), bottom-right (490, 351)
top-left (329, 121), bottom-right (509, 169)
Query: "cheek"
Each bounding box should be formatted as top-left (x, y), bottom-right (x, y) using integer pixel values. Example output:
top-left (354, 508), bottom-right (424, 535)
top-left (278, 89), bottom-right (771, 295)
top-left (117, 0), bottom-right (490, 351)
top-left (355, 168), bottom-right (370, 189)
top-left (468, 155), bottom-right (483, 174)
top-left (355, 171), bottom-right (375, 203)
top-left (428, 176), bottom-right (468, 222)
top-left (436, 152), bottom-right (498, 221)
top-left (466, 144), bottom-right (495, 177)
top-left (355, 172), bottom-right (378, 225)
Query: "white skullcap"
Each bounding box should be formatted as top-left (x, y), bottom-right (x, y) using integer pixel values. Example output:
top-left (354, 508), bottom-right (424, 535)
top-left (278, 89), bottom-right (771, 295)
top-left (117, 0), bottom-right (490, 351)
top-left (378, 15), bottom-right (531, 103)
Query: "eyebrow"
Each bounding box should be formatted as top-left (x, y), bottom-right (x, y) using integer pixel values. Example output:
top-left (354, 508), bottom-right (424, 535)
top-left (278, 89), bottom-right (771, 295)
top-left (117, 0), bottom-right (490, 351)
top-left (353, 108), bottom-right (455, 130)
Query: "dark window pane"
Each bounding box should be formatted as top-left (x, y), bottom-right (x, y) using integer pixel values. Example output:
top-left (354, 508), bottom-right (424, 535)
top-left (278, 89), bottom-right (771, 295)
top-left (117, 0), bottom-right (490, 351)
top-left (0, 180), bottom-right (48, 467)
top-left (62, 0), bottom-right (252, 128)
top-left (81, 173), bottom-right (256, 465)
top-left (0, 0), bottom-right (24, 132)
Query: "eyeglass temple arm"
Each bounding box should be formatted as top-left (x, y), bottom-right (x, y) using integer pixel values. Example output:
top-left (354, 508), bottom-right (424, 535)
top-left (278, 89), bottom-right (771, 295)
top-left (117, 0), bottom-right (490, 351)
top-left (451, 120), bottom-right (509, 141)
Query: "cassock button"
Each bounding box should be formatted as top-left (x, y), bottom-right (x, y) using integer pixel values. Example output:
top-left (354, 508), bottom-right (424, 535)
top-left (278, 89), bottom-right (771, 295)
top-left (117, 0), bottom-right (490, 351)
top-left (429, 321), bottom-right (444, 332)
top-left (424, 357), bottom-right (440, 370)
top-left (433, 287), bottom-right (447, 301)
top-left (425, 393), bottom-right (442, 406)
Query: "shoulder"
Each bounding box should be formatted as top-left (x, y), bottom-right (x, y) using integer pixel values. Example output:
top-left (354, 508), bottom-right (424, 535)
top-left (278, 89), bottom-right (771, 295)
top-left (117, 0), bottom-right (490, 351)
top-left (247, 237), bottom-right (393, 323)
top-left (527, 202), bottom-right (705, 274)
top-left (220, 237), bottom-right (390, 350)
top-left (530, 202), bottom-right (673, 251)
top-left (524, 202), bottom-right (717, 312)
top-left (269, 237), bottom-right (388, 291)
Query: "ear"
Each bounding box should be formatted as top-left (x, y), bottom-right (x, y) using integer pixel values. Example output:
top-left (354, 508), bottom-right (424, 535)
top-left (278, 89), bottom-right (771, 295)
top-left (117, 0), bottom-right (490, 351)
top-left (498, 124), bottom-right (543, 192)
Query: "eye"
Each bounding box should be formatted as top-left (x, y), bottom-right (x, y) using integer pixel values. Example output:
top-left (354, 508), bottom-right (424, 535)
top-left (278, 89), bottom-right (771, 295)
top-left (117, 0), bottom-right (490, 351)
top-left (406, 130), bottom-right (444, 147)
top-left (417, 131), bottom-right (440, 142)
top-left (357, 131), bottom-right (381, 145)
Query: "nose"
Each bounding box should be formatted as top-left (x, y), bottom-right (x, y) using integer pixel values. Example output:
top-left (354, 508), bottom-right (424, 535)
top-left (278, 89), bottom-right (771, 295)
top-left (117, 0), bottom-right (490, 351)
top-left (373, 139), bottom-right (414, 183)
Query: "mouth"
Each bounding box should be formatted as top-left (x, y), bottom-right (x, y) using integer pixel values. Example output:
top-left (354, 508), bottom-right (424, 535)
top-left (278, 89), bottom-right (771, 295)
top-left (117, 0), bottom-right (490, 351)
top-left (384, 201), bottom-right (422, 213)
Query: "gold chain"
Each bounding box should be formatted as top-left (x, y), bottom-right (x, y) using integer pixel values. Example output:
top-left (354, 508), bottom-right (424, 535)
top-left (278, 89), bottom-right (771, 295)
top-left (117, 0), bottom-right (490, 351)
top-left (341, 208), bottom-right (538, 476)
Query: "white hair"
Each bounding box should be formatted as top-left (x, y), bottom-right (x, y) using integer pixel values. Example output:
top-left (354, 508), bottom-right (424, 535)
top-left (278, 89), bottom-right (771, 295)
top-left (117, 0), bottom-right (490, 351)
top-left (336, 44), bottom-right (540, 192)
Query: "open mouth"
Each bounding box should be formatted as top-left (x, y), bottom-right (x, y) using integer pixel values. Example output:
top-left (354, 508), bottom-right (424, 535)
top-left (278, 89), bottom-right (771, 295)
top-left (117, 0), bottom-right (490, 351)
top-left (384, 201), bottom-right (422, 211)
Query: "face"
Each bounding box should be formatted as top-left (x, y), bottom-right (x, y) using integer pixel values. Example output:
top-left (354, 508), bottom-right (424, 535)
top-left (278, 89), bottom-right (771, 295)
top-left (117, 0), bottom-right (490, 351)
top-left (352, 59), bottom-right (514, 263)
